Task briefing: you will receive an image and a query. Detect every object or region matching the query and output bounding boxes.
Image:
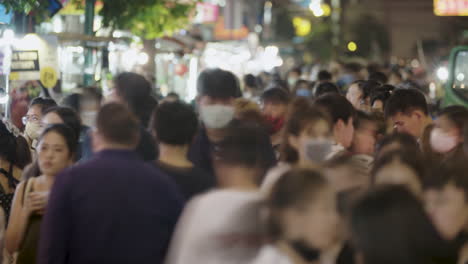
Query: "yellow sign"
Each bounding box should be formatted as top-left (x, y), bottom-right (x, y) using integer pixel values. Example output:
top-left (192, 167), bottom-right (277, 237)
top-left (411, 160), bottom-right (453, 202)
top-left (434, 0), bottom-right (468, 16)
top-left (348, 42), bottom-right (358, 52)
top-left (40, 67), bottom-right (58, 89)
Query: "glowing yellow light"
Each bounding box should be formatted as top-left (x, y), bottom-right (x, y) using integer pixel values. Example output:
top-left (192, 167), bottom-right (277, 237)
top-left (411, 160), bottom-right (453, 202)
top-left (321, 3), bottom-right (331, 17)
top-left (347, 41), bottom-right (357, 52)
top-left (293, 17), bottom-right (311, 37)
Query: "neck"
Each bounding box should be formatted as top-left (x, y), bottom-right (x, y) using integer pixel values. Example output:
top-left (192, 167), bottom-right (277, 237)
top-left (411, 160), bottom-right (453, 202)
top-left (418, 118), bottom-right (432, 140)
top-left (218, 167), bottom-right (258, 190)
top-left (97, 143), bottom-right (135, 152)
top-left (206, 127), bottom-right (226, 143)
top-left (158, 143), bottom-right (192, 168)
top-left (297, 158), bottom-right (320, 169)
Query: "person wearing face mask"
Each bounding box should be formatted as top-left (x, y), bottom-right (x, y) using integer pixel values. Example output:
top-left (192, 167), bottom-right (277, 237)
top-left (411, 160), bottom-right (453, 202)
top-left (253, 169), bottom-right (341, 264)
top-left (287, 67), bottom-right (302, 90)
top-left (22, 97), bottom-right (57, 157)
top-left (429, 106), bottom-right (468, 165)
top-left (261, 87), bottom-right (291, 157)
top-left (314, 94), bottom-right (356, 160)
top-left (189, 68), bottom-right (277, 178)
top-left (293, 80), bottom-right (312, 98)
top-left (61, 88), bottom-right (103, 161)
top-left (261, 98), bottom-right (333, 193)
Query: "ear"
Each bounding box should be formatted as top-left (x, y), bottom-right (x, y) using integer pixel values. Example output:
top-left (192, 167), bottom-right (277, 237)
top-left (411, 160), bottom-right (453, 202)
top-left (335, 119), bottom-right (345, 132)
top-left (288, 135), bottom-right (300, 150)
top-left (412, 110), bottom-right (425, 120)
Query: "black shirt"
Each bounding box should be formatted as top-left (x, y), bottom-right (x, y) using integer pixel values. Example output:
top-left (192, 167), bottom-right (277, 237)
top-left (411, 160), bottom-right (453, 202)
top-left (155, 161), bottom-right (215, 201)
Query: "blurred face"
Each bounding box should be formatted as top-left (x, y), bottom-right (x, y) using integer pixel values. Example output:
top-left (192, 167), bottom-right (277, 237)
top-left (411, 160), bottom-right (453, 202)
top-left (430, 115), bottom-right (462, 154)
top-left (352, 120), bottom-right (378, 155)
top-left (391, 111), bottom-right (425, 139)
top-left (335, 118), bottom-right (355, 148)
top-left (37, 131), bottom-right (73, 176)
top-left (25, 105), bottom-right (43, 123)
top-left (346, 84), bottom-right (363, 109)
top-left (42, 112), bottom-right (64, 127)
top-left (284, 185), bottom-right (340, 250)
top-left (262, 101), bottom-right (288, 119)
top-left (425, 184), bottom-right (468, 240)
top-left (374, 160), bottom-right (422, 196)
top-left (290, 119), bottom-right (332, 163)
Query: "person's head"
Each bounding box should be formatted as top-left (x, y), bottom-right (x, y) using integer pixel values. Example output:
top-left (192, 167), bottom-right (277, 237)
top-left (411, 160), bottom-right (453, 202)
top-left (111, 72), bottom-right (157, 127)
top-left (287, 67), bottom-right (302, 87)
top-left (92, 103), bottom-right (140, 152)
top-left (243, 74), bottom-right (258, 90)
top-left (261, 88), bottom-right (291, 135)
top-left (370, 89), bottom-right (392, 112)
top-left (371, 150), bottom-right (425, 196)
top-left (62, 87), bottom-right (102, 128)
top-left (164, 92), bottom-right (180, 103)
top-left (350, 185), bottom-right (450, 264)
top-left (43, 107), bottom-right (81, 144)
top-left (0, 121), bottom-right (31, 169)
top-left (152, 101), bottom-right (198, 147)
top-left (346, 80), bottom-right (380, 111)
top-left (314, 82), bottom-right (340, 98)
top-left (430, 106), bottom-right (468, 154)
top-left (318, 70), bottom-right (332, 83)
top-left (37, 124), bottom-right (77, 177)
top-left (281, 98), bottom-right (332, 165)
top-left (424, 163), bottom-right (468, 241)
top-left (197, 68), bottom-right (241, 129)
top-left (23, 97), bottom-right (57, 141)
top-left (368, 71), bottom-right (388, 84)
top-left (350, 111), bottom-right (383, 155)
top-left (388, 70), bottom-right (403, 86)
top-left (375, 132), bottom-right (420, 158)
top-left (385, 89), bottom-right (429, 139)
top-left (213, 122), bottom-right (273, 186)
top-left (267, 168), bottom-right (339, 252)
top-left (294, 80), bottom-right (312, 98)
top-left (314, 94), bottom-right (356, 148)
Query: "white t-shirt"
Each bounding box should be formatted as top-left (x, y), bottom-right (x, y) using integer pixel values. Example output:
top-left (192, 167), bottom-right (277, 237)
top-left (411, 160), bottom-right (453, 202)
top-left (250, 245), bottom-right (293, 264)
top-left (165, 190), bottom-right (265, 264)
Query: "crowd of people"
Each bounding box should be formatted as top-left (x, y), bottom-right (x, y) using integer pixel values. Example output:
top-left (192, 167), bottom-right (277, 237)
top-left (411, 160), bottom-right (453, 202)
top-left (0, 65), bottom-right (466, 264)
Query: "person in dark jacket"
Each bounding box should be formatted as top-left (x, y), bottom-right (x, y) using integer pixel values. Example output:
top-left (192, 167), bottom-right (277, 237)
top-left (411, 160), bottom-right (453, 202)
top-left (38, 103), bottom-right (183, 264)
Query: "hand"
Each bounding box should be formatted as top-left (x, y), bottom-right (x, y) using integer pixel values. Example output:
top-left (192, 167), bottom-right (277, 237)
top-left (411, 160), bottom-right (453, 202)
top-left (25, 191), bottom-right (49, 215)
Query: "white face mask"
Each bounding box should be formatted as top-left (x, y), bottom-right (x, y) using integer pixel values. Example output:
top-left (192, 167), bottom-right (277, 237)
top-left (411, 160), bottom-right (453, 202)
top-left (24, 122), bottom-right (42, 141)
top-left (200, 104), bottom-right (235, 129)
top-left (430, 128), bottom-right (458, 153)
top-left (304, 138), bottom-right (334, 163)
top-left (81, 111), bottom-right (98, 128)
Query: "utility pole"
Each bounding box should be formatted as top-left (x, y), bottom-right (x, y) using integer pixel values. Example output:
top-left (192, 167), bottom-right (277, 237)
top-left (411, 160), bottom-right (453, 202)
top-left (84, 0), bottom-right (95, 86)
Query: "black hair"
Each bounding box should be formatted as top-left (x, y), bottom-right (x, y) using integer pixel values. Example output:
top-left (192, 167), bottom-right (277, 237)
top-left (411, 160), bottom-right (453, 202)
top-left (197, 68), bottom-right (241, 99)
top-left (370, 90), bottom-right (392, 109)
top-left (166, 92), bottom-right (180, 99)
top-left (267, 168), bottom-right (328, 241)
top-left (0, 121), bottom-right (31, 169)
top-left (213, 122), bottom-right (273, 171)
top-left (289, 67), bottom-right (302, 76)
top-left (368, 71), bottom-right (388, 84)
top-left (97, 103), bottom-right (140, 147)
top-left (351, 80), bottom-right (381, 101)
top-left (261, 87), bottom-right (290, 105)
top-left (350, 185), bottom-right (453, 264)
top-left (376, 133), bottom-right (420, 157)
top-left (315, 82), bottom-right (341, 98)
top-left (61, 87), bottom-right (102, 113)
top-left (243, 74), bottom-right (258, 88)
top-left (371, 150), bottom-right (426, 186)
top-left (424, 162), bottom-right (468, 201)
top-left (29, 97), bottom-right (57, 114)
top-left (437, 105), bottom-right (468, 133)
top-left (385, 88), bottom-right (429, 118)
top-left (314, 94), bottom-right (356, 125)
top-left (114, 72), bottom-right (158, 127)
top-left (318, 70), bottom-right (332, 82)
top-left (43, 107), bottom-right (82, 143)
top-left (39, 124), bottom-right (78, 158)
top-left (353, 111), bottom-right (385, 134)
top-left (152, 101), bottom-right (198, 146)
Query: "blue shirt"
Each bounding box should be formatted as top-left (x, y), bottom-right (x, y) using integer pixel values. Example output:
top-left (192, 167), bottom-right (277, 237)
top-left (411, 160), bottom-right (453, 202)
top-left (38, 149), bottom-right (183, 264)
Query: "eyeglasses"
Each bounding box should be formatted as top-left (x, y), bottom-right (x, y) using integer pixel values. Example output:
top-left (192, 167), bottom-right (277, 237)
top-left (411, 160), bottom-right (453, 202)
top-left (22, 115), bottom-right (41, 125)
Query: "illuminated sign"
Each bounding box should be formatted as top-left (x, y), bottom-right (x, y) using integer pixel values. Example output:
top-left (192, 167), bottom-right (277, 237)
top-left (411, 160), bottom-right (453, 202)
top-left (434, 0), bottom-right (468, 16)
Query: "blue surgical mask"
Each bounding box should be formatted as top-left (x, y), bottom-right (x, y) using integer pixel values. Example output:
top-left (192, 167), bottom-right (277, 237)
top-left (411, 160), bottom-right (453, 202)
top-left (296, 89), bottom-right (312, 97)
